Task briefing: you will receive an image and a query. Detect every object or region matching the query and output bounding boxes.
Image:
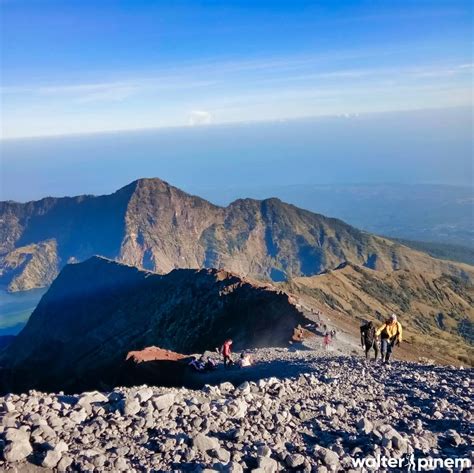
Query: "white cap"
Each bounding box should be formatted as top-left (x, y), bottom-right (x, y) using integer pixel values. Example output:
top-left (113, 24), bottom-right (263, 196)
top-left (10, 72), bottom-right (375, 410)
top-left (390, 313), bottom-right (397, 322)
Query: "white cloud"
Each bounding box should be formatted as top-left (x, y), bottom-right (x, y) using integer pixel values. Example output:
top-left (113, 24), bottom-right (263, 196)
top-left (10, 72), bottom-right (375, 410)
top-left (188, 110), bottom-right (212, 126)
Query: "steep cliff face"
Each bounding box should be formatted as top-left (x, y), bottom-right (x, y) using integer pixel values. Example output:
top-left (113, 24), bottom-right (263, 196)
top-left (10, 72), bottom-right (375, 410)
top-left (0, 240), bottom-right (59, 291)
top-left (1, 178), bottom-right (472, 292)
top-left (119, 178), bottom-right (223, 272)
top-left (0, 183), bottom-right (135, 291)
top-left (0, 257), bottom-right (308, 392)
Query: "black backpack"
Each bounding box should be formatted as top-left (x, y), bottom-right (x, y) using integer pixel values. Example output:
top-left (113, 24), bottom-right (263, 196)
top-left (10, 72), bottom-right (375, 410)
top-left (361, 323), bottom-right (376, 345)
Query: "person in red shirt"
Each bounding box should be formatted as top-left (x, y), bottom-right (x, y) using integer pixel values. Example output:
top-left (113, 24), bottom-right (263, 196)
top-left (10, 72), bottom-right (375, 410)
top-left (221, 339), bottom-right (233, 368)
top-left (323, 332), bottom-right (332, 350)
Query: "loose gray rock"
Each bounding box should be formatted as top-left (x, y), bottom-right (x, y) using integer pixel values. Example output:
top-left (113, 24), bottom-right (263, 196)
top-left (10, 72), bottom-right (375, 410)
top-left (3, 439), bottom-right (33, 462)
top-left (192, 433), bottom-right (220, 452)
top-left (0, 352), bottom-right (469, 472)
top-left (257, 456), bottom-right (279, 473)
top-left (257, 445), bottom-right (272, 457)
top-left (57, 455), bottom-right (73, 471)
top-left (228, 461), bottom-right (244, 473)
top-left (152, 393), bottom-right (176, 411)
top-left (320, 404), bottom-right (334, 417)
top-left (42, 449), bottom-right (62, 468)
top-left (69, 409), bottom-right (88, 424)
top-left (315, 446), bottom-right (340, 471)
top-left (114, 456), bottom-right (129, 470)
top-left (77, 391), bottom-right (109, 406)
top-left (215, 447), bottom-right (231, 463)
top-left (4, 428), bottom-right (29, 443)
top-left (135, 387), bottom-right (154, 403)
top-left (356, 417), bottom-right (373, 434)
top-left (227, 399), bottom-right (248, 419)
top-left (123, 398), bottom-right (141, 416)
top-left (445, 429), bottom-right (464, 446)
top-left (286, 453), bottom-right (305, 467)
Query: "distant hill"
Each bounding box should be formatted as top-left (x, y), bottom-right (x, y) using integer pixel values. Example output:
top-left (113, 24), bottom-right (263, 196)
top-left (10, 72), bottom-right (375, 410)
top-left (1, 178), bottom-right (472, 292)
top-left (393, 238), bottom-right (474, 266)
top-left (287, 263), bottom-right (474, 365)
top-left (0, 257), bottom-right (307, 393)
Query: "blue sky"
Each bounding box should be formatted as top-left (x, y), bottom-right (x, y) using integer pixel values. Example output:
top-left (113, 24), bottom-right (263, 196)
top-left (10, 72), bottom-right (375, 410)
top-left (1, 0), bottom-right (472, 138)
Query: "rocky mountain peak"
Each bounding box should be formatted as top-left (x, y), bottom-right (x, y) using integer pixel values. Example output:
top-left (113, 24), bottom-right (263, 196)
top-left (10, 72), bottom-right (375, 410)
top-left (130, 177), bottom-right (179, 196)
top-left (1, 177), bottom-right (472, 293)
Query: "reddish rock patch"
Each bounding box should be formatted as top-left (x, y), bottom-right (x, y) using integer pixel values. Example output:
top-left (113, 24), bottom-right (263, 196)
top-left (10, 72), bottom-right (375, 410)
top-left (123, 347), bottom-right (193, 388)
top-left (126, 346), bottom-right (187, 363)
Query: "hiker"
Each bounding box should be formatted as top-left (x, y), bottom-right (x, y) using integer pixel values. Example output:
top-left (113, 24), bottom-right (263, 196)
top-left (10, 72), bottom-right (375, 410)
top-left (238, 352), bottom-right (252, 368)
top-left (360, 320), bottom-right (378, 360)
top-left (188, 357), bottom-right (205, 372)
top-left (330, 329), bottom-right (336, 339)
top-left (323, 332), bottom-right (331, 350)
top-left (376, 314), bottom-right (403, 364)
top-left (221, 339), bottom-right (233, 368)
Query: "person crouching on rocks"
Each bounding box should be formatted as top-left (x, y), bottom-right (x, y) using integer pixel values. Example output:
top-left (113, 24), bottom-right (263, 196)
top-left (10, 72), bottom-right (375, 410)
top-left (221, 339), bottom-right (233, 368)
top-left (376, 314), bottom-right (403, 364)
top-left (188, 356), bottom-right (205, 372)
top-left (360, 320), bottom-right (378, 361)
top-left (238, 352), bottom-right (252, 368)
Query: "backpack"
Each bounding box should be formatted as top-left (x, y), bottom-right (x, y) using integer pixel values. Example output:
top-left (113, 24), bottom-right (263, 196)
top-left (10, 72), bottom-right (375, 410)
top-left (361, 323), bottom-right (376, 344)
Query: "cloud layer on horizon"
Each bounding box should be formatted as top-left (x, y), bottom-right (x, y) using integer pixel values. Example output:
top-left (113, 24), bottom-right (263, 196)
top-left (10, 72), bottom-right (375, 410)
top-left (2, 57), bottom-right (472, 139)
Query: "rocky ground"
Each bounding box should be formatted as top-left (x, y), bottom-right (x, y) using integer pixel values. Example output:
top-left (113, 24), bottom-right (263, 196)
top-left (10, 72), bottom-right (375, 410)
top-left (0, 347), bottom-right (472, 472)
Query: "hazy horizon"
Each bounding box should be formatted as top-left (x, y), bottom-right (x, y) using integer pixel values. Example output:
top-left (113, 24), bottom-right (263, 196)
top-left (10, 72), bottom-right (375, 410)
top-left (1, 107), bottom-right (472, 202)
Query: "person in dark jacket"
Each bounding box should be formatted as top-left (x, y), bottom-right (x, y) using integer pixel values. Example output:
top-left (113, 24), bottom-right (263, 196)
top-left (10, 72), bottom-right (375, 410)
top-left (360, 320), bottom-right (378, 360)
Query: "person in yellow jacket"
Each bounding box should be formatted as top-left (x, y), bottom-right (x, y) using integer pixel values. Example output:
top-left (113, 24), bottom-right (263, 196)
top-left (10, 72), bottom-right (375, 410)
top-left (376, 314), bottom-right (402, 364)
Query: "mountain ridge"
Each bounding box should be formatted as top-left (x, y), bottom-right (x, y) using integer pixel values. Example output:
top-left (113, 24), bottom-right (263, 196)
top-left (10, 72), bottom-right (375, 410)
top-left (1, 177), bottom-right (473, 292)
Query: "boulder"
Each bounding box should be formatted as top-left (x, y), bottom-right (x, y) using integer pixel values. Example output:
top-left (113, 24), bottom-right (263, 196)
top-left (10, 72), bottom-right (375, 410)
top-left (69, 409), bottom-right (88, 424)
top-left (228, 462), bottom-right (244, 473)
top-left (152, 393), bottom-right (176, 411)
top-left (192, 433), bottom-right (220, 452)
top-left (4, 428), bottom-right (29, 443)
top-left (135, 387), bottom-right (154, 403)
top-left (356, 417), bottom-right (373, 434)
top-left (215, 447), bottom-right (231, 463)
top-left (123, 398), bottom-right (141, 416)
top-left (257, 456), bottom-right (279, 473)
top-left (57, 455), bottom-right (73, 471)
top-left (286, 453), bottom-right (305, 467)
top-left (314, 446), bottom-right (340, 471)
top-left (3, 439), bottom-right (33, 462)
top-left (42, 449), bottom-right (62, 468)
top-left (78, 391), bottom-right (109, 406)
top-left (227, 399), bottom-right (248, 419)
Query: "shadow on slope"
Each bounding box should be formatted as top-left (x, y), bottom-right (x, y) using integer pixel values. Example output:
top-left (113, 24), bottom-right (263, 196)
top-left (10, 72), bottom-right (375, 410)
top-left (0, 257), bottom-right (310, 394)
